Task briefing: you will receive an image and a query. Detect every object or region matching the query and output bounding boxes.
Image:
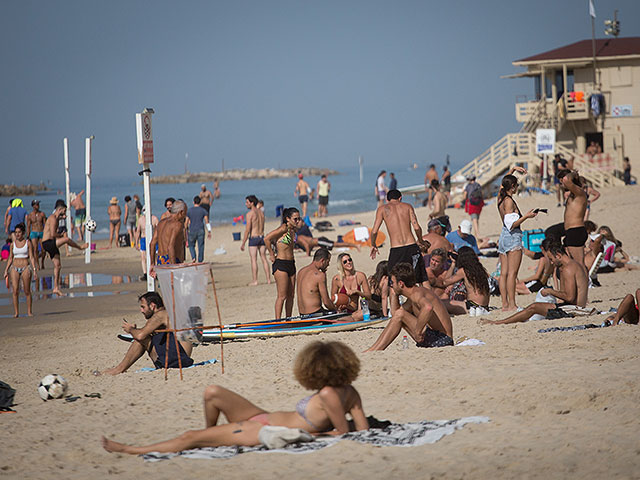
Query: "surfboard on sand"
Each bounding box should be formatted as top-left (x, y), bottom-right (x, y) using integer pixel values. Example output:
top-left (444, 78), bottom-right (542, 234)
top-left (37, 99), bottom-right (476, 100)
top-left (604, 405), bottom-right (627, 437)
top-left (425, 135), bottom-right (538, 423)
top-left (201, 314), bottom-right (388, 341)
top-left (341, 226), bottom-right (386, 248)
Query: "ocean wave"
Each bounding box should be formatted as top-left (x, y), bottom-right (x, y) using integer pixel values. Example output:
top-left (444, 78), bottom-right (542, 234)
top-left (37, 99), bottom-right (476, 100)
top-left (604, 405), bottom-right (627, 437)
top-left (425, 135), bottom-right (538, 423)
top-left (325, 199), bottom-right (363, 207)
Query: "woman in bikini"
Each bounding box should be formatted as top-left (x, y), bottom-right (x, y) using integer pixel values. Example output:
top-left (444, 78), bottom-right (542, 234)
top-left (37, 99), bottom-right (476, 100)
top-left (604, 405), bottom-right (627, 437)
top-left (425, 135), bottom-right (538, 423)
top-left (330, 253), bottom-right (371, 317)
top-left (3, 223), bottom-right (37, 317)
top-left (441, 246), bottom-right (490, 316)
top-left (107, 197), bottom-right (121, 249)
top-left (368, 260), bottom-right (389, 316)
top-left (497, 167), bottom-right (538, 311)
top-left (102, 340), bottom-right (369, 454)
top-left (264, 207), bottom-right (301, 318)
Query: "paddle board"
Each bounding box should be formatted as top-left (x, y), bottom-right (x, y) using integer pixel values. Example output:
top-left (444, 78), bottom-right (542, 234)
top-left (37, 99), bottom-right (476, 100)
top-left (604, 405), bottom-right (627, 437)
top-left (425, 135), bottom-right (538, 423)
top-left (341, 227), bottom-right (386, 248)
top-left (201, 315), bottom-right (389, 341)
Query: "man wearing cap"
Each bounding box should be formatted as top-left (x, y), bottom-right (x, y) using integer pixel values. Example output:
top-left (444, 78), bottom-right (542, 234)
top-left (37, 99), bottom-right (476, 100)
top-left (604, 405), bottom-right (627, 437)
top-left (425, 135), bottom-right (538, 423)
top-left (42, 200), bottom-right (88, 296)
top-left (423, 218), bottom-right (453, 254)
top-left (446, 220), bottom-right (481, 255)
top-left (6, 198), bottom-right (27, 236)
top-left (198, 184), bottom-right (214, 216)
top-left (26, 200), bottom-right (47, 269)
top-left (294, 174), bottom-right (311, 218)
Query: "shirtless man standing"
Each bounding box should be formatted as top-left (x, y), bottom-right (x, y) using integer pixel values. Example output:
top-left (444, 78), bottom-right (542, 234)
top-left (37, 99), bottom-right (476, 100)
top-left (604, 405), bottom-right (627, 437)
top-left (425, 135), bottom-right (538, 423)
top-left (102, 292), bottom-right (193, 375)
top-left (428, 180), bottom-right (446, 219)
top-left (365, 262), bottom-right (453, 351)
top-left (42, 201), bottom-right (88, 296)
top-left (296, 248), bottom-right (338, 315)
top-left (480, 239), bottom-right (588, 325)
top-left (294, 174), bottom-right (311, 218)
top-left (371, 189), bottom-right (428, 291)
top-left (422, 219), bottom-right (453, 254)
top-left (199, 184), bottom-right (214, 216)
top-left (26, 200), bottom-right (46, 269)
top-left (70, 190), bottom-right (86, 242)
top-left (149, 200), bottom-right (187, 278)
top-left (240, 195), bottom-right (271, 285)
top-left (423, 164), bottom-right (439, 207)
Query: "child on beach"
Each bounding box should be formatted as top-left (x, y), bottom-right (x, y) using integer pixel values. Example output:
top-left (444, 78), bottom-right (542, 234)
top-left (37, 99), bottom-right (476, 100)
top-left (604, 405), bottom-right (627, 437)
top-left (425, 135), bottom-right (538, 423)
top-left (102, 341), bottom-right (369, 454)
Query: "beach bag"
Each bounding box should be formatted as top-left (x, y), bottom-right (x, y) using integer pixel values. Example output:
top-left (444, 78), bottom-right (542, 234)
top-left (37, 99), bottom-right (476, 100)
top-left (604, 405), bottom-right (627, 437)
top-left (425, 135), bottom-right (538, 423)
top-left (0, 381), bottom-right (16, 409)
top-left (468, 185), bottom-right (483, 206)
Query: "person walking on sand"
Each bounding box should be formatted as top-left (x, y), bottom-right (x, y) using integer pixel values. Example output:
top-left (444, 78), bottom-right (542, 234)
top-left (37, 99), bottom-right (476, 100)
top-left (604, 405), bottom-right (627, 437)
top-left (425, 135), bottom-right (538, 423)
top-left (107, 197), bottom-right (121, 248)
top-left (316, 174), bottom-right (330, 217)
top-left (101, 341), bottom-right (368, 454)
top-left (136, 206), bottom-right (158, 281)
top-left (42, 201), bottom-right (88, 296)
top-left (294, 174), bottom-right (311, 218)
top-left (241, 195), bottom-right (271, 285)
top-left (496, 167), bottom-right (538, 311)
top-left (149, 200), bottom-right (187, 278)
top-left (265, 207), bottom-right (301, 318)
top-left (428, 180), bottom-right (446, 219)
top-left (185, 196), bottom-right (211, 263)
top-left (375, 171), bottom-right (388, 207)
top-left (441, 165), bottom-right (451, 203)
top-left (365, 262), bottom-right (453, 351)
top-left (199, 184), bottom-right (214, 216)
top-left (296, 248), bottom-right (338, 315)
top-left (4, 223), bottom-right (37, 317)
top-left (370, 189), bottom-right (429, 313)
top-left (70, 190), bottom-right (86, 242)
top-left (26, 200), bottom-right (46, 269)
top-left (124, 195), bottom-right (137, 248)
top-left (424, 164), bottom-right (439, 208)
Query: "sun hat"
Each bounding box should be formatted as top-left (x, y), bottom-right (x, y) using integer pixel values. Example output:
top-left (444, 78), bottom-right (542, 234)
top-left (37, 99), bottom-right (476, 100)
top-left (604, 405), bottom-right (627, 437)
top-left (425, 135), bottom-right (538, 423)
top-left (459, 219), bottom-right (473, 235)
top-left (110, 197), bottom-right (118, 205)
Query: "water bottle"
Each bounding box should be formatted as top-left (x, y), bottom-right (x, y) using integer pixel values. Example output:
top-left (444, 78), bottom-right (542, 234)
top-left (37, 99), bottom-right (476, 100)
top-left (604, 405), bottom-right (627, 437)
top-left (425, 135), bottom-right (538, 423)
top-left (360, 298), bottom-right (370, 321)
top-left (402, 335), bottom-right (409, 350)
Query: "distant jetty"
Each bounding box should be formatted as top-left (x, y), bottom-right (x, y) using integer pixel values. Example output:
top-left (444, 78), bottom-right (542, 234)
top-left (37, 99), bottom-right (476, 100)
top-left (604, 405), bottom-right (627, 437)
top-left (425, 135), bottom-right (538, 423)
top-left (151, 167), bottom-right (339, 184)
top-left (0, 183), bottom-right (48, 197)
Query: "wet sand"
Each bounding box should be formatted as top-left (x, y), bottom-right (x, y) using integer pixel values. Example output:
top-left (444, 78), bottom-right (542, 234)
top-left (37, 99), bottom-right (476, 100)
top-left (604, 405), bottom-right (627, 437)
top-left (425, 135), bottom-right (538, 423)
top-left (1, 186), bottom-right (639, 479)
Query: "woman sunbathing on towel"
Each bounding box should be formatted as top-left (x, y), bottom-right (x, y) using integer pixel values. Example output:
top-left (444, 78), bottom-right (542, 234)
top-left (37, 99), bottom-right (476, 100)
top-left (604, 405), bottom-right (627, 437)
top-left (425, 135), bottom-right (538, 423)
top-left (102, 341), bottom-right (369, 454)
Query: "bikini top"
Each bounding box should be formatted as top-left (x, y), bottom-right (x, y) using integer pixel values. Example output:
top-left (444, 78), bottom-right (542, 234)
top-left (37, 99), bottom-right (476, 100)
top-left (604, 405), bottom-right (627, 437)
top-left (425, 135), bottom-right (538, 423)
top-left (279, 229), bottom-right (293, 246)
top-left (12, 241), bottom-right (28, 259)
top-left (296, 394), bottom-right (318, 430)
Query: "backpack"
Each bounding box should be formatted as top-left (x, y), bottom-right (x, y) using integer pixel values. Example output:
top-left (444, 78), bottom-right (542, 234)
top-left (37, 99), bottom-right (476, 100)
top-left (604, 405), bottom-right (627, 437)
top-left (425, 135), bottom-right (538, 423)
top-left (468, 185), bottom-right (483, 206)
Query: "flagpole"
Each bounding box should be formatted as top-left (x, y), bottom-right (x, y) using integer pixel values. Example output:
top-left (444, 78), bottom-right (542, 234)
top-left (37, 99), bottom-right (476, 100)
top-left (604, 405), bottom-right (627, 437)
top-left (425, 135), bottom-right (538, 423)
top-left (590, 0), bottom-right (597, 88)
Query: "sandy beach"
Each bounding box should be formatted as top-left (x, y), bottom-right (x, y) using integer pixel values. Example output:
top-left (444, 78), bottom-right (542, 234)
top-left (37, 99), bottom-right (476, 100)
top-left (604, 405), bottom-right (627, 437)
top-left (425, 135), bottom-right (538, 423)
top-left (1, 186), bottom-right (639, 479)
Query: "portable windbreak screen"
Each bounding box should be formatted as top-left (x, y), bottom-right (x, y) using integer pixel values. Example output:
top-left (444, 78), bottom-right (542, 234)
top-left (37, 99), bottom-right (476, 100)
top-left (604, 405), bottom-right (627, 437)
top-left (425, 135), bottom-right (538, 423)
top-left (156, 263), bottom-right (209, 343)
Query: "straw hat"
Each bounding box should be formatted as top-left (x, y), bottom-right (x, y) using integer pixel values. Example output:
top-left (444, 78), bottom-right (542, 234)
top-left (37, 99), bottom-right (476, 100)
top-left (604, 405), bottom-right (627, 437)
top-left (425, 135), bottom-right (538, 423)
top-left (110, 197), bottom-right (118, 205)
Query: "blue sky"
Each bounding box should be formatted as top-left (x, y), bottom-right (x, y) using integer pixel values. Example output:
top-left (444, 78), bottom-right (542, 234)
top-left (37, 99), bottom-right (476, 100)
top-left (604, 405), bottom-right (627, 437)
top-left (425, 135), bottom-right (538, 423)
top-left (2, 0), bottom-right (639, 185)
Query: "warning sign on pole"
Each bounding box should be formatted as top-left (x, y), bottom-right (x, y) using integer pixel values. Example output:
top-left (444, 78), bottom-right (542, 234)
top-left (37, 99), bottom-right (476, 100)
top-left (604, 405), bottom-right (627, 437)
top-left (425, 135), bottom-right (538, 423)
top-left (136, 112), bottom-right (154, 164)
top-left (535, 129), bottom-right (556, 155)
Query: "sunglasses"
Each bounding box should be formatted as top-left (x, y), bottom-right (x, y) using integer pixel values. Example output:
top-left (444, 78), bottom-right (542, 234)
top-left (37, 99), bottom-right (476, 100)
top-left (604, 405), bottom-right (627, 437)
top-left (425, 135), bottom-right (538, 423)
top-left (342, 258), bottom-right (353, 264)
top-left (291, 217), bottom-right (301, 222)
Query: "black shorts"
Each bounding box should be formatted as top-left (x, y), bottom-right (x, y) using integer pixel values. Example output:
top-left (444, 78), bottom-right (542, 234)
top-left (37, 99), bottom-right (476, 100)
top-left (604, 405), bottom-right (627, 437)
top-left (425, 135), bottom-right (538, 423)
top-left (272, 259), bottom-right (296, 277)
top-left (563, 226), bottom-right (588, 247)
top-left (316, 236), bottom-right (334, 250)
top-left (388, 244), bottom-right (427, 284)
top-left (201, 203), bottom-right (211, 215)
top-left (248, 236), bottom-right (265, 247)
top-left (318, 195), bottom-right (329, 206)
top-left (42, 239), bottom-right (60, 259)
top-left (298, 195), bottom-right (308, 204)
top-left (416, 328), bottom-right (454, 348)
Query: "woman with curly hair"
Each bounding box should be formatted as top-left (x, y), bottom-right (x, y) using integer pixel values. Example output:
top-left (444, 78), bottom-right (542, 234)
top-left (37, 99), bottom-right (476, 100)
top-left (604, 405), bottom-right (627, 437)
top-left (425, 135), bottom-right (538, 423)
top-left (102, 341), bottom-right (369, 454)
top-left (441, 246), bottom-right (491, 316)
top-left (368, 260), bottom-right (390, 316)
top-left (264, 207), bottom-right (302, 318)
top-left (330, 252), bottom-right (371, 315)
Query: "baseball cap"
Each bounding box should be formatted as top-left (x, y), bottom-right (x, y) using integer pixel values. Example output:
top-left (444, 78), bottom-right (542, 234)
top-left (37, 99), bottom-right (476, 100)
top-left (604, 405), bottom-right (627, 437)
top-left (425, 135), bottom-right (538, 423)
top-left (427, 218), bottom-right (443, 230)
top-left (31, 199), bottom-right (40, 206)
top-left (459, 219), bottom-right (473, 235)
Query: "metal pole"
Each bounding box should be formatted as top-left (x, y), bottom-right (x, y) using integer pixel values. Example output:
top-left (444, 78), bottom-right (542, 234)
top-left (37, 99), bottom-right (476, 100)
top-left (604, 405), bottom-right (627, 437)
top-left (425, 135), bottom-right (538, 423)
top-left (85, 137), bottom-right (93, 264)
top-left (359, 156), bottom-right (363, 184)
top-left (143, 165), bottom-right (153, 291)
top-left (591, 16), bottom-right (597, 87)
top-left (63, 138), bottom-right (72, 254)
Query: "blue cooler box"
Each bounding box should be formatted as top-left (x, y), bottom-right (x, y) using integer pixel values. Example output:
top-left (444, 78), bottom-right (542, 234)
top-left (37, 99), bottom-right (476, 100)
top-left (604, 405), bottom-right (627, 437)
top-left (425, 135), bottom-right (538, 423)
top-left (523, 229), bottom-right (545, 252)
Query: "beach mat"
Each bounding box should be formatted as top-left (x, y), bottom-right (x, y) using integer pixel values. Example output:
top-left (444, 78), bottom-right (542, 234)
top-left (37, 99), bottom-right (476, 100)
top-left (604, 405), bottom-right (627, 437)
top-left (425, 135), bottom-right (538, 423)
top-left (142, 416), bottom-right (489, 462)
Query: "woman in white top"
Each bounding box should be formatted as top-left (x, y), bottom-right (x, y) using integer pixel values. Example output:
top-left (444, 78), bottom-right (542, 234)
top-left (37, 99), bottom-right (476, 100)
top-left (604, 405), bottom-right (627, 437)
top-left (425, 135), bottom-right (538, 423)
top-left (3, 222), bottom-right (37, 317)
top-left (496, 167), bottom-right (538, 311)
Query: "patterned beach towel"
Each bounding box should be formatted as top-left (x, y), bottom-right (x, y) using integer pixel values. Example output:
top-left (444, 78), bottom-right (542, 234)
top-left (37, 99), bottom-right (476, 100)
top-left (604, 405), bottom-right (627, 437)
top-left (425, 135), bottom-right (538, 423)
top-left (142, 416), bottom-right (490, 462)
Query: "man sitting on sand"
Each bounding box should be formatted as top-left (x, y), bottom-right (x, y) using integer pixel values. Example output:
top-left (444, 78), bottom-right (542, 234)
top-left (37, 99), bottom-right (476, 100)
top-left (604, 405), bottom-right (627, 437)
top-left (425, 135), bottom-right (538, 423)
top-left (102, 292), bottom-right (193, 375)
top-left (42, 200), bottom-right (88, 296)
top-left (149, 200), bottom-right (187, 277)
top-left (365, 262), bottom-right (453, 351)
top-left (296, 248), bottom-right (338, 315)
top-left (422, 218), bottom-right (453, 254)
top-left (480, 239), bottom-right (588, 325)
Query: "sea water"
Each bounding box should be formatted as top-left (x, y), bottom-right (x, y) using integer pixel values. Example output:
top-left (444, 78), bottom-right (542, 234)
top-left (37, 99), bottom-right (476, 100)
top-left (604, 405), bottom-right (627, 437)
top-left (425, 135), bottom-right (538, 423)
top-left (7, 165), bottom-right (427, 240)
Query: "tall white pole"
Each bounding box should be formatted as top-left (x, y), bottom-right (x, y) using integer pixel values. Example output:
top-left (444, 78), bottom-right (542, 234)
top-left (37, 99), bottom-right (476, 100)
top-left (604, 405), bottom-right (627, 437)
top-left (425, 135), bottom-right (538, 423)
top-left (136, 110), bottom-right (155, 292)
top-left (85, 137), bottom-right (93, 264)
top-left (359, 156), bottom-right (364, 184)
top-left (63, 138), bottom-right (72, 254)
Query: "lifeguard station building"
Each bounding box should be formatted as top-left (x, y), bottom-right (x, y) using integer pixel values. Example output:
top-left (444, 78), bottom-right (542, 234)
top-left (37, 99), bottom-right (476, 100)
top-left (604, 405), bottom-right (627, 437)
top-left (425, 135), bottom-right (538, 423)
top-left (452, 37), bottom-right (639, 191)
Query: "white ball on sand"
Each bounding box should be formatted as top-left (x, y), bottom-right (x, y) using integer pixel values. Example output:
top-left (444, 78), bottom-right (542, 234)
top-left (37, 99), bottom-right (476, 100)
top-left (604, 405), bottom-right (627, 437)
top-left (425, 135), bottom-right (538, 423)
top-left (38, 374), bottom-right (68, 401)
top-left (85, 219), bottom-right (97, 232)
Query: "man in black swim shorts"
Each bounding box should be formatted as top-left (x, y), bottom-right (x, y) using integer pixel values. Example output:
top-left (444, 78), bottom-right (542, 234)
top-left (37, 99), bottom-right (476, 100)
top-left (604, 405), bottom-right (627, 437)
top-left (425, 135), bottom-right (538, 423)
top-left (102, 292), bottom-right (193, 375)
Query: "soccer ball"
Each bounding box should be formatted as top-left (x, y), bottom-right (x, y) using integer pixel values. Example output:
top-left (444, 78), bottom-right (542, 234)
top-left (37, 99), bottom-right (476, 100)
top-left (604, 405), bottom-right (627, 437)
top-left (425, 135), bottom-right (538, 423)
top-left (85, 219), bottom-right (97, 232)
top-left (38, 374), bottom-right (68, 401)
